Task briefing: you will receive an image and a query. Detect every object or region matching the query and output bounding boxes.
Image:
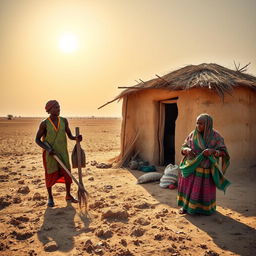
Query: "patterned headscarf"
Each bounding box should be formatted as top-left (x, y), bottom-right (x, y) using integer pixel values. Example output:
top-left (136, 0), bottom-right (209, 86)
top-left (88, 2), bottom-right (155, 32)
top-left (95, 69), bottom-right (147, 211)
top-left (196, 113), bottom-right (214, 147)
top-left (45, 100), bottom-right (59, 113)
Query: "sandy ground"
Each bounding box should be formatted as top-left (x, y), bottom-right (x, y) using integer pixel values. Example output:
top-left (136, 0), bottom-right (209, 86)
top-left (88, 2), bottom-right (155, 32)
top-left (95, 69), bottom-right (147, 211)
top-left (0, 117), bottom-right (255, 256)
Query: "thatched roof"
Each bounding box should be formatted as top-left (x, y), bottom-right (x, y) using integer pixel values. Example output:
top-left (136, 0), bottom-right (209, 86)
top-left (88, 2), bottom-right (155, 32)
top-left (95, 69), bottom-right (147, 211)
top-left (99, 63), bottom-right (256, 109)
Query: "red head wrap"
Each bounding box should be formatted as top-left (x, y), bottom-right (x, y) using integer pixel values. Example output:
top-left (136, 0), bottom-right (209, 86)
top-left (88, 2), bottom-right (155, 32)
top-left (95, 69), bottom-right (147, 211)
top-left (45, 100), bottom-right (59, 113)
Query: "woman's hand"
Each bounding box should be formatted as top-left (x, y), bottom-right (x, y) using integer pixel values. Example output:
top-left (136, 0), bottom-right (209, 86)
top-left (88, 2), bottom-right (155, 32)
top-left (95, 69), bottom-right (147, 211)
top-left (182, 148), bottom-right (196, 157)
top-left (203, 148), bottom-right (216, 156)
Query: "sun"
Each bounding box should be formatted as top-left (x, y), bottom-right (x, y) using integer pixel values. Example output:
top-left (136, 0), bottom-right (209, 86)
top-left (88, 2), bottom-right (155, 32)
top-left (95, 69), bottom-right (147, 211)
top-left (58, 33), bottom-right (78, 53)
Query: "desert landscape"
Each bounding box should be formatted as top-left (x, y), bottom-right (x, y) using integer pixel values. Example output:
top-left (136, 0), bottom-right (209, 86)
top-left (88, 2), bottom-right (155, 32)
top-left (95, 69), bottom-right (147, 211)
top-left (0, 117), bottom-right (255, 256)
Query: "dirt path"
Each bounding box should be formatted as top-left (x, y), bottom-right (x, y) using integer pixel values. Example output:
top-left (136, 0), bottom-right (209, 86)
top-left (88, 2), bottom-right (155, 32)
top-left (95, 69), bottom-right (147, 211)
top-left (0, 118), bottom-right (255, 256)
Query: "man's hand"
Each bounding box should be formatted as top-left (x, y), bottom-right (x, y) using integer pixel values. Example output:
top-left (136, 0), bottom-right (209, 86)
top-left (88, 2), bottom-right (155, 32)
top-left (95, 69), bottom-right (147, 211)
top-left (76, 135), bottom-right (83, 142)
top-left (47, 148), bottom-right (55, 155)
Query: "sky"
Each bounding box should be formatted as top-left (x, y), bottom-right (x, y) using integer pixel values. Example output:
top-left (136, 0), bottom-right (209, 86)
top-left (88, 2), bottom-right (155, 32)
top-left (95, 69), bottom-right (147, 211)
top-left (0, 0), bottom-right (255, 117)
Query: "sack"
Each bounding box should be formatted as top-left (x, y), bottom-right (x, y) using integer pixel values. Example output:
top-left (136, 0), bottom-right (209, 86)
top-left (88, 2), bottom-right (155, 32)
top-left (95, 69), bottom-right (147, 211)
top-left (159, 164), bottom-right (179, 188)
top-left (71, 144), bottom-right (86, 168)
top-left (137, 172), bottom-right (163, 184)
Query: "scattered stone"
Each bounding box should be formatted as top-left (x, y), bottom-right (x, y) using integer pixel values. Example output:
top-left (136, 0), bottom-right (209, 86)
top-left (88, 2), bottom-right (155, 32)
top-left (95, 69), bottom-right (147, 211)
top-left (35, 201), bottom-right (46, 207)
top-left (96, 163), bottom-right (112, 169)
top-left (134, 217), bottom-right (150, 226)
top-left (31, 179), bottom-right (41, 185)
top-left (204, 250), bottom-right (219, 256)
top-left (32, 192), bottom-right (45, 201)
top-left (17, 186), bottom-right (30, 194)
top-left (89, 200), bottom-right (105, 209)
top-left (83, 239), bottom-right (94, 253)
top-left (104, 185), bottom-right (113, 190)
top-left (114, 248), bottom-right (134, 256)
top-left (11, 231), bottom-right (33, 240)
top-left (18, 180), bottom-right (25, 184)
top-left (120, 239), bottom-right (127, 246)
top-left (133, 239), bottom-right (141, 246)
top-left (88, 177), bottom-right (94, 181)
top-left (44, 241), bottom-right (58, 252)
top-left (154, 234), bottom-right (164, 240)
top-left (96, 229), bottom-right (113, 239)
top-left (0, 175), bottom-right (9, 182)
top-left (131, 228), bottom-right (145, 237)
top-left (0, 195), bottom-right (12, 210)
top-left (20, 165), bottom-right (26, 168)
top-left (101, 209), bottom-right (129, 221)
top-left (199, 244), bottom-right (208, 249)
top-left (134, 202), bottom-right (151, 209)
top-left (91, 160), bottom-right (98, 166)
top-left (16, 216), bottom-right (29, 222)
top-left (0, 242), bottom-right (9, 251)
top-left (28, 249), bottom-right (37, 256)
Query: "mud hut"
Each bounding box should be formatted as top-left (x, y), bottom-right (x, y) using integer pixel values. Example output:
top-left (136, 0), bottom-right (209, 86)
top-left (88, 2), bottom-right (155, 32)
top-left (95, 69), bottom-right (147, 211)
top-left (100, 63), bottom-right (256, 169)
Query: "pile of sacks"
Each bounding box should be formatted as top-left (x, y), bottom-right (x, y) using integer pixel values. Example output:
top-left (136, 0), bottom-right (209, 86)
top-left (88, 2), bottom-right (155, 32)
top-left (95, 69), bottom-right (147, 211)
top-left (159, 164), bottom-right (179, 189)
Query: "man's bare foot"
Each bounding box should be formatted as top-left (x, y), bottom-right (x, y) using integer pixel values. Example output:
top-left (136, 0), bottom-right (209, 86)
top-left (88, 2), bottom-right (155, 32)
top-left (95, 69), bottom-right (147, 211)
top-left (65, 195), bottom-right (78, 203)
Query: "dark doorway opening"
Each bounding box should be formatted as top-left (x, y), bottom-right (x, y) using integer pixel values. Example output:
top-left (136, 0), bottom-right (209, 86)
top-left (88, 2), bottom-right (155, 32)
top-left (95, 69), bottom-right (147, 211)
top-left (163, 103), bottom-right (178, 165)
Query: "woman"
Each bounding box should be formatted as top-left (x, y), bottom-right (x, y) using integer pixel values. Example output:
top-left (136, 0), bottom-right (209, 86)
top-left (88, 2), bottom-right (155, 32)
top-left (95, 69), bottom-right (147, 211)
top-left (177, 113), bottom-right (230, 215)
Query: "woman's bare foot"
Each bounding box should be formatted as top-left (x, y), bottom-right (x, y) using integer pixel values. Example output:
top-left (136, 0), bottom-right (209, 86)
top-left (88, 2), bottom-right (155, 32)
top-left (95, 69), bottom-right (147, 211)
top-left (179, 208), bottom-right (187, 214)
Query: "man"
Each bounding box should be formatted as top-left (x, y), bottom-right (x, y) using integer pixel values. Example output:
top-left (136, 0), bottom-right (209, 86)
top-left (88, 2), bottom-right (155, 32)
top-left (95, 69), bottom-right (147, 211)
top-left (35, 100), bottom-right (82, 207)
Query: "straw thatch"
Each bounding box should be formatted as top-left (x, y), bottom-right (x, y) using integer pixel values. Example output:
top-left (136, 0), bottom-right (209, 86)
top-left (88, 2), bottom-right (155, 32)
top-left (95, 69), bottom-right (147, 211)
top-left (99, 63), bottom-right (256, 109)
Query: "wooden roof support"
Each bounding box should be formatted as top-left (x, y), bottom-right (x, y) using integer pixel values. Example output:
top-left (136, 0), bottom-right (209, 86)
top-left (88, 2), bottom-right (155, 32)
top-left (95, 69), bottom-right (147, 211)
top-left (155, 74), bottom-right (170, 85)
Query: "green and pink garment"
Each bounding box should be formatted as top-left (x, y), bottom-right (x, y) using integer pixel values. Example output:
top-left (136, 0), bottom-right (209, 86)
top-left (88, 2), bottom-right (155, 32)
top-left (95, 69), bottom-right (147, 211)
top-left (43, 116), bottom-right (72, 188)
top-left (177, 115), bottom-right (230, 215)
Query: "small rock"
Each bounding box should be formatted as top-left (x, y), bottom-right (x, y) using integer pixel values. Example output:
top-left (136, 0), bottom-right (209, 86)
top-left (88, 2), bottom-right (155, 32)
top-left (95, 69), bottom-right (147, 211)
top-left (101, 209), bottom-right (129, 221)
top-left (32, 193), bottom-right (45, 201)
top-left (120, 239), bottom-right (127, 246)
top-left (96, 163), bottom-right (112, 169)
top-left (44, 241), bottom-right (58, 252)
top-left (131, 228), bottom-right (145, 237)
top-left (13, 197), bottom-right (22, 204)
top-left (154, 234), bottom-right (164, 240)
top-left (204, 250), bottom-right (219, 256)
top-left (17, 186), bottom-right (30, 194)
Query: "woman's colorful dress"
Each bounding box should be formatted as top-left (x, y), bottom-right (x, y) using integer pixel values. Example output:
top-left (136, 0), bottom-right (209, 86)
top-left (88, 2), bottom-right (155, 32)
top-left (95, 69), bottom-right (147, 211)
top-left (177, 115), bottom-right (230, 215)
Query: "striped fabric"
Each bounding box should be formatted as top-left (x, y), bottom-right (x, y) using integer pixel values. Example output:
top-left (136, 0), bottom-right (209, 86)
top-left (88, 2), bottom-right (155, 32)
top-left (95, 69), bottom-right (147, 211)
top-left (177, 167), bottom-right (216, 215)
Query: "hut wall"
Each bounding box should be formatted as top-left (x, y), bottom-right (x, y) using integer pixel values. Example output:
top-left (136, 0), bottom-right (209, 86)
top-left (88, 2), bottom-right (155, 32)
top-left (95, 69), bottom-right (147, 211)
top-left (121, 87), bottom-right (256, 169)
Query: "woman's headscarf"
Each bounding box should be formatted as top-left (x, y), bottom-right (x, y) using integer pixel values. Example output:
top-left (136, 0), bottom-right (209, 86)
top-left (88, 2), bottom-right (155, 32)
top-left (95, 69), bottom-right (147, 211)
top-left (196, 113), bottom-right (214, 147)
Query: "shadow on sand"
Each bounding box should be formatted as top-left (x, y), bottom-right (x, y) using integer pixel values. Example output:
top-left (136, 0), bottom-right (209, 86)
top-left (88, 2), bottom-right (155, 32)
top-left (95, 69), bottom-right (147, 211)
top-left (37, 202), bottom-right (90, 252)
top-left (129, 169), bottom-right (256, 256)
top-left (185, 211), bottom-right (256, 256)
top-left (130, 168), bottom-right (256, 217)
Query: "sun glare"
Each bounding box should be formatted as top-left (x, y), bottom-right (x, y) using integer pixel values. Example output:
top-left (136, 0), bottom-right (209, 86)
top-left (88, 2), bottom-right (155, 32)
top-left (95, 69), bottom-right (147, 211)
top-left (58, 33), bottom-right (78, 53)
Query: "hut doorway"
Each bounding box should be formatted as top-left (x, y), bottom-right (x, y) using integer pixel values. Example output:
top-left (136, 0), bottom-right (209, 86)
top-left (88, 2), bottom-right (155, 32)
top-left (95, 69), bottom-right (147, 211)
top-left (158, 98), bottom-right (178, 165)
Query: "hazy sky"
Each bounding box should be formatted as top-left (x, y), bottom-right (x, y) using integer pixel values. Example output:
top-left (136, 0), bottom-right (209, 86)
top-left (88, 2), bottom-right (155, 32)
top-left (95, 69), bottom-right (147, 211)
top-left (1, 0), bottom-right (255, 117)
